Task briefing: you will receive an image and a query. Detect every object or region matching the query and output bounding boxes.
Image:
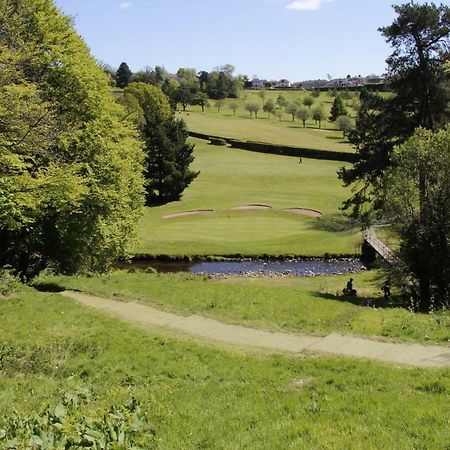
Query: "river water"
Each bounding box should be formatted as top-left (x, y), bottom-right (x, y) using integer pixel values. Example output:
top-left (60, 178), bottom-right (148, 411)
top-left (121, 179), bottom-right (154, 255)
top-left (124, 258), bottom-right (365, 277)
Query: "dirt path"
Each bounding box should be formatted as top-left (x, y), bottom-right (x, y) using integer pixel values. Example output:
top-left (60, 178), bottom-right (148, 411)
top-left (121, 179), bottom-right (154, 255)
top-left (61, 291), bottom-right (450, 368)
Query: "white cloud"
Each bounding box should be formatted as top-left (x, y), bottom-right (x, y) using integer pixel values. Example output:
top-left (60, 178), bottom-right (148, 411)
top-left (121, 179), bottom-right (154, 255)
top-left (286, 0), bottom-right (333, 11)
top-left (119, 2), bottom-right (131, 9)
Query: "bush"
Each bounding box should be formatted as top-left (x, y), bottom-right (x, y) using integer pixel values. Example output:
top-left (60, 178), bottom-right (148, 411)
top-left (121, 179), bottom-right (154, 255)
top-left (0, 268), bottom-right (21, 296)
top-left (209, 137), bottom-right (227, 146)
top-left (0, 395), bottom-right (155, 449)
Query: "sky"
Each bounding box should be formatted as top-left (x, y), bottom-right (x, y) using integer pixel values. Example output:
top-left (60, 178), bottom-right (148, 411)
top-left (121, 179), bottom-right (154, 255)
top-left (53, 0), bottom-right (417, 81)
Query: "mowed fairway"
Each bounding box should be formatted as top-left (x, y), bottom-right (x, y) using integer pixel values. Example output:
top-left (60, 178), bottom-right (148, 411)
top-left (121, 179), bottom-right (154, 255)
top-left (182, 111), bottom-right (354, 152)
top-left (180, 89), bottom-right (357, 152)
top-left (136, 138), bottom-right (360, 256)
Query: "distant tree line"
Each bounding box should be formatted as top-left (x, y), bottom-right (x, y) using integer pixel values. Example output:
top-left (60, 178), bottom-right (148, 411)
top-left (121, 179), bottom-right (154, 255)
top-left (103, 62), bottom-right (245, 111)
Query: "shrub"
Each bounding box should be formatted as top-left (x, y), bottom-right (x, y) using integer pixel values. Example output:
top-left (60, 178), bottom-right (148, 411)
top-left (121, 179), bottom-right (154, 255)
top-left (209, 137), bottom-right (227, 146)
top-left (0, 268), bottom-right (21, 297)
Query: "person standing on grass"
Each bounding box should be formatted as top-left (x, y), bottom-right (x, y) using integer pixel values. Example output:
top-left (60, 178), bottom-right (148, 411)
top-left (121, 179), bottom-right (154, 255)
top-left (382, 278), bottom-right (391, 299)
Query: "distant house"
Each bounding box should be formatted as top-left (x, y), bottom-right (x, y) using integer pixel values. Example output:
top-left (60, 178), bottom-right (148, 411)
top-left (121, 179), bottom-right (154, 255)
top-left (272, 79), bottom-right (290, 88)
top-left (250, 78), bottom-right (267, 89)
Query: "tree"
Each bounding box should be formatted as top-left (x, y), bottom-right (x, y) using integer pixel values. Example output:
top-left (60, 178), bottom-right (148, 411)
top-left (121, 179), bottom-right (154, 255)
top-left (245, 103), bottom-right (260, 118)
top-left (258, 88), bottom-right (266, 105)
top-left (124, 83), bottom-right (198, 205)
top-left (263, 99), bottom-right (276, 118)
top-left (312, 106), bottom-right (325, 129)
top-left (335, 115), bottom-right (354, 136)
top-left (214, 99), bottom-right (225, 112)
top-left (229, 102), bottom-right (239, 116)
top-left (0, 0), bottom-right (145, 277)
top-left (276, 94), bottom-right (288, 111)
top-left (275, 110), bottom-right (283, 122)
top-left (287, 103), bottom-right (297, 122)
top-left (192, 92), bottom-right (209, 112)
top-left (339, 3), bottom-right (450, 216)
top-left (382, 127), bottom-right (450, 310)
top-left (116, 62), bottom-right (133, 88)
top-left (311, 89), bottom-right (321, 98)
top-left (177, 86), bottom-right (194, 111)
top-left (303, 96), bottom-right (314, 109)
top-left (146, 119), bottom-right (199, 205)
top-left (296, 107), bottom-right (310, 128)
top-left (329, 94), bottom-right (348, 121)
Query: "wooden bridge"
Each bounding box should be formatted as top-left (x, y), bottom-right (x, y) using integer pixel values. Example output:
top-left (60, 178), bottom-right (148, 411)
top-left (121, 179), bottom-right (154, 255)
top-left (362, 228), bottom-right (398, 265)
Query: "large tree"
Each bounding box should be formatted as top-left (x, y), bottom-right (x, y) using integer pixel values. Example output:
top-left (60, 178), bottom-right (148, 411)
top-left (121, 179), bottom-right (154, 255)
top-left (0, 0), bottom-right (145, 276)
top-left (329, 94), bottom-right (347, 121)
top-left (382, 127), bottom-right (450, 310)
top-left (339, 2), bottom-right (450, 217)
top-left (146, 119), bottom-right (199, 205)
top-left (123, 83), bottom-right (198, 205)
top-left (116, 62), bottom-right (133, 88)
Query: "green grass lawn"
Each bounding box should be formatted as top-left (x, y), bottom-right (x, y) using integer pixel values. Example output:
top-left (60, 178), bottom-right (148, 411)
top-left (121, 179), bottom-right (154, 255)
top-left (180, 89), bottom-right (357, 152)
top-left (1, 288), bottom-right (449, 449)
top-left (38, 271), bottom-right (450, 345)
top-left (136, 138), bottom-right (360, 256)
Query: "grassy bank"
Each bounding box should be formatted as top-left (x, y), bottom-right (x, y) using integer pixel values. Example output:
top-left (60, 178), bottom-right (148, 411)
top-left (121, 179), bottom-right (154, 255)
top-left (38, 271), bottom-right (450, 345)
top-left (1, 288), bottom-right (449, 449)
top-left (135, 139), bottom-right (360, 257)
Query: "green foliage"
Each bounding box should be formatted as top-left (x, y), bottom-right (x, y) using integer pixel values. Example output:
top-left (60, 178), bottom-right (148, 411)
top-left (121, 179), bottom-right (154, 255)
top-left (1, 394), bottom-right (154, 449)
top-left (276, 94), bottom-right (288, 110)
top-left (123, 82), bottom-right (197, 205)
top-left (146, 120), bottom-right (199, 205)
top-left (0, 268), bottom-right (21, 296)
top-left (228, 101), bottom-right (239, 116)
top-left (214, 99), bottom-right (225, 112)
top-left (0, 0), bottom-right (145, 276)
top-left (329, 95), bottom-right (348, 121)
top-left (245, 102), bottom-right (260, 118)
top-left (296, 106), bottom-right (310, 128)
top-left (263, 99), bottom-right (275, 118)
top-left (123, 83), bottom-right (172, 130)
top-left (209, 137), bottom-right (227, 146)
top-left (335, 115), bottom-right (354, 136)
top-left (303, 96), bottom-right (314, 109)
top-left (287, 103), bottom-right (297, 121)
top-left (383, 127), bottom-right (450, 310)
top-left (116, 62), bottom-right (133, 88)
top-left (340, 3), bottom-right (450, 216)
top-left (191, 92), bottom-right (209, 112)
top-left (312, 106), bottom-right (325, 128)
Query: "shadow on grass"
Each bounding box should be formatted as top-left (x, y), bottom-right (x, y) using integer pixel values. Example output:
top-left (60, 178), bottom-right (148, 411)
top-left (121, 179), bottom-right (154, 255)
top-left (312, 291), bottom-right (411, 309)
top-left (312, 214), bottom-right (360, 233)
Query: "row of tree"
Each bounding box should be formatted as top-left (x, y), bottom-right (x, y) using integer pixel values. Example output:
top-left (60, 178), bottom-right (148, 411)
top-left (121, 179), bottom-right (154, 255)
top-left (112, 62), bottom-right (244, 109)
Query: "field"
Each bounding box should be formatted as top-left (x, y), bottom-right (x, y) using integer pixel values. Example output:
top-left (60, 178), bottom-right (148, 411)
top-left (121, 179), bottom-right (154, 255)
top-left (40, 270), bottom-right (450, 345)
top-left (180, 89), bottom-right (357, 152)
top-left (1, 288), bottom-right (449, 449)
top-left (135, 138), bottom-right (360, 256)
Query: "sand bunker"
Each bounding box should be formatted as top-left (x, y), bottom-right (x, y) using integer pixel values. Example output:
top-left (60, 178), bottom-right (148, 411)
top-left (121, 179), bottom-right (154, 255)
top-left (282, 208), bottom-right (323, 217)
top-left (231, 204), bottom-right (272, 211)
top-left (162, 209), bottom-right (214, 219)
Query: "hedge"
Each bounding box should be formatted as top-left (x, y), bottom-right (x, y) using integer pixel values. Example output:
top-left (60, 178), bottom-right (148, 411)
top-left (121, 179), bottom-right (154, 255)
top-left (189, 131), bottom-right (358, 163)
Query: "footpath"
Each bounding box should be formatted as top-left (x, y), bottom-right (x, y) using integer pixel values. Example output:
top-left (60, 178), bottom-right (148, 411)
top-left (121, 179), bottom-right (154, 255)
top-left (61, 291), bottom-right (450, 368)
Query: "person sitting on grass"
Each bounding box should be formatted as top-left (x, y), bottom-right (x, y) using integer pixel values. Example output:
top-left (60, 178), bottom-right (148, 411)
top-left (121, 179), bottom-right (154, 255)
top-left (343, 278), bottom-right (357, 297)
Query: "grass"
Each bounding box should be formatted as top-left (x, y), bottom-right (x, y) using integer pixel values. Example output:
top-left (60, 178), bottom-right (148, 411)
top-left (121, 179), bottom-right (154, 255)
top-left (1, 288), bottom-right (449, 449)
top-left (180, 89), bottom-right (357, 152)
top-left (135, 138), bottom-right (360, 256)
top-left (38, 271), bottom-right (450, 345)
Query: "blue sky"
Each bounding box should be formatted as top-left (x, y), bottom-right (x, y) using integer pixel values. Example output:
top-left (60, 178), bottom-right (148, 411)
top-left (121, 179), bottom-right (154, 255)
top-left (54, 0), bottom-right (414, 81)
